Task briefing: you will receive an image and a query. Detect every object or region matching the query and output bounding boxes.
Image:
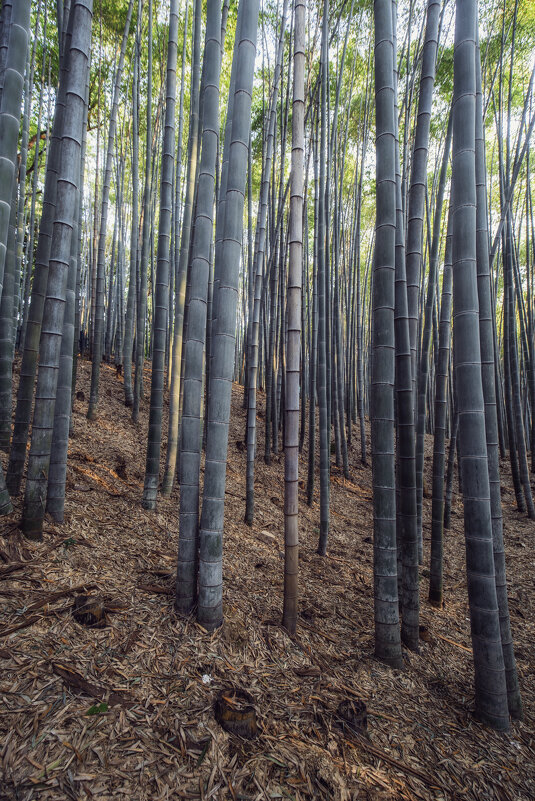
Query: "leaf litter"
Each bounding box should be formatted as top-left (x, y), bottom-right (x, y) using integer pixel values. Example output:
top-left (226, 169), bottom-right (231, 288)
top-left (0, 358), bottom-right (534, 800)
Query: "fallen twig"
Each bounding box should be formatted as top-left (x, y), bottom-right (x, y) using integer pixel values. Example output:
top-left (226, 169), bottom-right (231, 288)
top-left (344, 730), bottom-right (446, 791)
top-left (51, 662), bottom-right (137, 709)
top-left (137, 583), bottom-right (173, 595)
top-left (0, 539), bottom-right (68, 580)
top-left (25, 582), bottom-right (97, 613)
top-left (0, 524), bottom-right (20, 539)
top-left (0, 616), bottom-right (41, 637)
top-left (434, 632), bottom-right (472, 653)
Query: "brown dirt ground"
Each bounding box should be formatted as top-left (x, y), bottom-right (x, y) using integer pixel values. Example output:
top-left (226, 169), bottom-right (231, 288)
top-left (0, 358), bottom-right (534, 800)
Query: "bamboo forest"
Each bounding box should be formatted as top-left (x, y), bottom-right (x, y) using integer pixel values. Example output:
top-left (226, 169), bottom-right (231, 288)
top-left (0, 0), bottom-right (534, 797)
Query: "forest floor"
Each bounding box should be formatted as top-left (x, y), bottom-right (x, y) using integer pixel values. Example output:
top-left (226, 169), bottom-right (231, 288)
top-left (0, 358), bottom-right (534, 801)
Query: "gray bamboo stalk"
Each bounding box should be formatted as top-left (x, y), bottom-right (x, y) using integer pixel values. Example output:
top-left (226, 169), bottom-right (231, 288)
top-left (6, 6), bottom-right (73, 496)
top-left (141, 0), bottom-right (179, 509)
top-left (57, 0), bottom-right (71, 63)
top-left (132, 134), bottom-right (152, 416)
top-left (160, 0), bottom-right (192, 492)
top-left (330, 17), bottom-right (352, 480)
top-left (88, 4), bottom-right (102, 358)
top-left (201, 0), bottom-right (230, 440)
top-left (306, 122), bottom-right (318, 503)
top-left (488, 68), bottom-right (535, 273)
top-left (299, 155), bottom-right (309, 454)
top-left (243, 135), bottom-right (253, 412)
top-left (316, 0), bottom-right (330, 556)
top-left (244, 0), bottom-right (289, 525)
top-left (475, 41), bottom-right (522, 719)
top-left (0, 1), bottom-right (13, 104)
top-left (20, 6), bottom-right (47, 352)
top-left (451, 0), bottom-right (509, 731)
top-left (114, 216), bottom-right (125, 368)
top-left (443, 404), bottom-right (458, 531)
top-left (161, 0), bottom-right (200, 492)
top-left (356, 83), bottom-right (369, 466)
top-left (282, 0), bottom-right (304, 636)
top-left (165, 160), bottom-right (175, 386)
top-left (428, 216), bottom-right (452, 608)
top-left (49, 58), bottom-right (90, 516)
top-left (46, 171), bottom-right (80, 521)
top-left (105, 144), bottom-right (124, 365)
top-left (372, 0), bottom-right (402, 669)
top-left (14, 7), bottom-right (40, 349)
top-left (71, 65), bottom-right (88, 411)
top-left (0, 0), bottom-right (31, 302)
top-left (210, 0), bottom-right (244, 334)
top-left (265, 223), bottom-right (279, 464)
top-left (175, 0), bottom-right (222, 612)
top-left (21, 0), bottom-right (93, 538)
top-left (87, 0), bottom-right (133, 420)
top-left (392, 0), bottom-right (419, 653)
top-left (334, 264), bottom-right (348, 475)
top-left (504, 215), bottom-right (535, 518)
top-left (271, 63), bottom-right (291, 460)
top-left (168, 0), bottom-right (189, 398)
top-left (415, 112), bottom-right (452, 553)
top-left (405, 0), bottom-right (440, 393)
top-left (501, 260), bottom-right (524, 511)
top-left (0, 0), bottom-right (32, 512)
top-left (197, 0), bottom-right (259, 630)
top-left (123, 6), bottom-right (141, 408)
top-left (104, 167), bottom-right (119, 363)
top-left (0, 177), bottom-right (18, 450)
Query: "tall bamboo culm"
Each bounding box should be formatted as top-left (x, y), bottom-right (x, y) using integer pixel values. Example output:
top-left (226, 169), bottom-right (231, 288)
top-left (451, 0), bottom-right (509, 731)
top-left (22, 0), bottom-right (93, 538)
top-left (141, 0), bottom-right (179, 509)
top-left (197, 0), bottom-right (260, 630)
top-left (176, 0), bottom-right (222, 612)
top-left (371, 0), bottom-right (402, 670)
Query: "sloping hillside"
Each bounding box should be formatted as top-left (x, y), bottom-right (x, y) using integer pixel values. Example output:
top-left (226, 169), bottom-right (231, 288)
top-left (0, 359), bottom-right (534, 800)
